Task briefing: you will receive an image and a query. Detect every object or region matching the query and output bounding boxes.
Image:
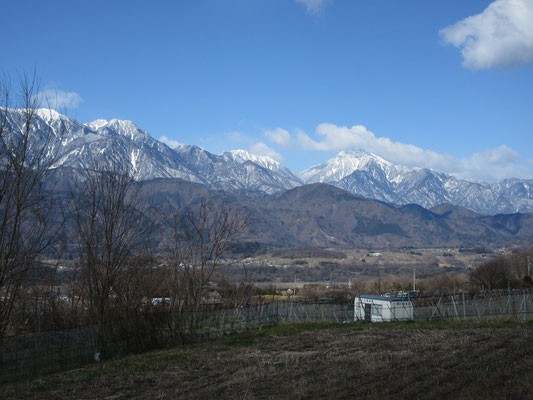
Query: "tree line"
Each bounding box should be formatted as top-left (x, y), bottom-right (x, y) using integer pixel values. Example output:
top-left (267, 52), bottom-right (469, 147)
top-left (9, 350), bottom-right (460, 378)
top-left (0, 75), bottom-right (248, 357)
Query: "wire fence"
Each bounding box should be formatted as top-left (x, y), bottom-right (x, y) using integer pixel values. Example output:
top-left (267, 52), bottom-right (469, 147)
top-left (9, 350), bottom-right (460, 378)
top-left (413, 291), bottom-right (533, 322)
top-left (1, 292), bottom-right (531, 381)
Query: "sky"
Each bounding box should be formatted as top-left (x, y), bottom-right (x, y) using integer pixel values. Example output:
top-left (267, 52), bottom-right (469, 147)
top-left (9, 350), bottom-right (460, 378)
top-left (2, 0), bottom-right (533, 181)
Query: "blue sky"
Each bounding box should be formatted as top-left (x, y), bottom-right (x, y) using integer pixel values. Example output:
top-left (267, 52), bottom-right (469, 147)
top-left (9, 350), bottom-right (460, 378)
top-left (2, 0), bottom-right (533, 181)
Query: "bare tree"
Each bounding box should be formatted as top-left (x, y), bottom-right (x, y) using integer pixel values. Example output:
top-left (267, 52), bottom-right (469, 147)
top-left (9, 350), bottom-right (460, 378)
top-left (163, 202), bottom-right (246, 339)
top-left (470, 251), bottom-right (533, 290)
top-left (71, 158), bottom-right (156, 356)
top-left (470, 257), bottom-right (510, 290)
top-left (0, 73), bottom-right (62, 345)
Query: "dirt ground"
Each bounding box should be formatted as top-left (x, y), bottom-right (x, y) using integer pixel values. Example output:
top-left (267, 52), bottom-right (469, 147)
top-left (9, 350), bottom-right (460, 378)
top-left (3, 322), bottom-right (533, 400)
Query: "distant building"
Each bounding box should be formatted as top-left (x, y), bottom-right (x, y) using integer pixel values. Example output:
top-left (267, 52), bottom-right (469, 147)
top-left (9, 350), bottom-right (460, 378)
top-left (354, 295), bottom-right (414, 322)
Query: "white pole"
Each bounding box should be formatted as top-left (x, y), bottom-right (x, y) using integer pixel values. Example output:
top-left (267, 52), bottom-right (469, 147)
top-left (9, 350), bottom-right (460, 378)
top-left (377, 263), bottom-right (381, 294)
top-left (413, 268), bottom-right (416, 291)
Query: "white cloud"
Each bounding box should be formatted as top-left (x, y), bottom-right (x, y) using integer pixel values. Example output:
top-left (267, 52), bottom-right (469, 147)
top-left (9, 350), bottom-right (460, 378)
top-left (264, 123), bottom-right (533, 181)
top-left (264, 128), bottom-right (293, 148)
top-left (34, 88), bottom-right (84, 109)
top-left (159, 136), bottom-right (182, 149)
top-left (294, 0), bottom-right (329, 14)
top-left (456, 145), bottom-right (532, 181)
top-left (294, 124), bottom-right (455, 169)
top-left (440, 0), bottom-right (533, 69)
top-left (227, 131), bottom-right (254, 145)
top-left (249, 142), bottom-right (283, 161)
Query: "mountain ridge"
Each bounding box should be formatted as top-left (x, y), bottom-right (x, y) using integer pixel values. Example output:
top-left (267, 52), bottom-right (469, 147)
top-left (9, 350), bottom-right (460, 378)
top-left (3, 108), bottom-right (301, 194)
top-left (303, 150), bottom-right (533, 215)
top-left (137, 179), bottom-right (533, 248)
top-left (5, 108), bottom-right (533, 215)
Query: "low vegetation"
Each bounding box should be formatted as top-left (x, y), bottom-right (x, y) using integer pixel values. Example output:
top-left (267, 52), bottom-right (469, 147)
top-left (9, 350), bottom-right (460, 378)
top-left (3, 320), bottom-right (532, 399)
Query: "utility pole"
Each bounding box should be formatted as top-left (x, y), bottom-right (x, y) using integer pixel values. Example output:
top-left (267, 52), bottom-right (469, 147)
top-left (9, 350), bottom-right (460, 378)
top-left (378, 263), bottom-right (382, 294)
top-left (413, 268), bottom-right (416, 291)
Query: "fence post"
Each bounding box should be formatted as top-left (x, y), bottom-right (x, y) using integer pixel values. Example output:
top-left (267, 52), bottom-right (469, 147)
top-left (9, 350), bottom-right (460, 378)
top-left (430, 296), bottom-right (443, 321)
top-left (522, 294), bottom-right (528, 321)
top-left (462, 292), bottom-right (466, 320)
top-left (452, 295), bottom-right (459, 321)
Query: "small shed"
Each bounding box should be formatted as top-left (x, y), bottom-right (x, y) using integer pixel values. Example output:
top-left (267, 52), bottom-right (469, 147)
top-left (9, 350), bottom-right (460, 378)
top-left (354, 295), bottom-right (414, 322)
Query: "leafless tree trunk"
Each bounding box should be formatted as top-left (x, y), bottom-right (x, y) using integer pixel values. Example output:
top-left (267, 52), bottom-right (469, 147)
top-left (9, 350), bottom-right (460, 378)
top-left (0, 73), bottom-right (62, 346)
top-left (71, 157), bottom-right (156, 356)
top-left (163, 202), bottom-right (246, 340)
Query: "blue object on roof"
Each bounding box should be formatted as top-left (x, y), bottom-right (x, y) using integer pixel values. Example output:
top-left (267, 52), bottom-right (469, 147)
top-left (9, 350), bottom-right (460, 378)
top-left (358, 295), bottom-right (412, 302)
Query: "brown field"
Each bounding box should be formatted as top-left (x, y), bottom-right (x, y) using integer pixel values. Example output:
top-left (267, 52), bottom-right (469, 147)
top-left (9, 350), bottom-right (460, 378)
top-left (219, 247), bottom-right (498, 297)
top-left (3, 321), bottom-right (532, 400)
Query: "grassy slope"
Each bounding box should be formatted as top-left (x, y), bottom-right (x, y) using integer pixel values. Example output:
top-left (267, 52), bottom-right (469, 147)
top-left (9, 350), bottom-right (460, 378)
top-left (3, 321), bottom-right (533, 400)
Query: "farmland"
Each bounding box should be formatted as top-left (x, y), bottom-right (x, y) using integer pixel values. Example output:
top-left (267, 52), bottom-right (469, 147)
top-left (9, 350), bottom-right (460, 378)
top-left (3, 320), bottom-right (532, 399)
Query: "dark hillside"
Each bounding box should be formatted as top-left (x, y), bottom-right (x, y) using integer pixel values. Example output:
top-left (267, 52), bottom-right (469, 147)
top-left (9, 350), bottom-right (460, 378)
top-left (44, 171), bottom-right (533, 249)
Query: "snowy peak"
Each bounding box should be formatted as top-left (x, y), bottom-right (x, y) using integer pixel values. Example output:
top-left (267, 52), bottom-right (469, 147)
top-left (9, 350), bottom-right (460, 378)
top-left (85, 119), bottom-right (109, 131)
top-left (222, 150), bottom-right (302, 185)
top-left (301, 149), bottom-right (396, 183)
top-left (223, 149), bottom-right (280, 169)
top-left (34, 108), bottom-right (66, 122)
top-left (5, 108), bottom-right (301, 194)
top-left (224, 149), bottom-right (281, 172)
top-left (299, 148), bottom-right (533, 214)
top-left (85, 118), bottom-right (150, 142)
top-left (7, 108), bottom-right (88, 145)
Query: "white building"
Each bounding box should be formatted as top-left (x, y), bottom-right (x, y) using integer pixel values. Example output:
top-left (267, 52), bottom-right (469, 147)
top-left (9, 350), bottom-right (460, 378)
top-left (354, 295), bottom-right (414, 322)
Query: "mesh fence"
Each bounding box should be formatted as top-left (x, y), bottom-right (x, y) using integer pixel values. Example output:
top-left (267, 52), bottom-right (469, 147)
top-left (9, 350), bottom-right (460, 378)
top-left (1, 293), bottom-right (531, 381)
top-left (413, 291), bottom-right (533, 322)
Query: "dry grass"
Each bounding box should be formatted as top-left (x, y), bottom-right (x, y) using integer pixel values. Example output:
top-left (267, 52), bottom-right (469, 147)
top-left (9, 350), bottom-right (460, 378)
top-left (3, 321), bottom-right (532, 399)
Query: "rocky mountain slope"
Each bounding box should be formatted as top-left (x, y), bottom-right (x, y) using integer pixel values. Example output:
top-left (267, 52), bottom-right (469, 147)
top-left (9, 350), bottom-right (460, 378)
top-left (4, 108), bottom-right (533, 214)
top-left (3, 108), bottom-right (302, 194)
top-left (302, 150), bottom-right (533, 215)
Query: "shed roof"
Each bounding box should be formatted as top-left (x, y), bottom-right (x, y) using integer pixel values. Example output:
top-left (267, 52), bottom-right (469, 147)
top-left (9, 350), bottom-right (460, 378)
top-left (357, 295), bottom-right (411, 302)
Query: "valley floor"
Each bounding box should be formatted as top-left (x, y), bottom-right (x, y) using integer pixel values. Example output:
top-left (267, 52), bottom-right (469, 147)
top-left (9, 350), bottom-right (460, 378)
top-left (3, 321), bottom-right (532, 400)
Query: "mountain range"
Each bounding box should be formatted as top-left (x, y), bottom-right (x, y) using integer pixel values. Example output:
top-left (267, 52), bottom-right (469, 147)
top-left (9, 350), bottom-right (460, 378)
top-left (301, 150), bottom-right (533, 215)
top-left (4, 108), bottom-right (533, 215)
top-left (140, 179), bottom-right (533, 248)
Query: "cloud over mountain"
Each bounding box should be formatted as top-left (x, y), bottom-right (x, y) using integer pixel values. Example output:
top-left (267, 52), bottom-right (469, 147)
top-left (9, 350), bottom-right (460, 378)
top-left (264, 124), bottom-right (533, 181)
top-left (250, 142), bottom-right (283, 162)
top-left (159, 136), bottom-right (182, 149)
top-left (33, 86), bottom-right (83, 110)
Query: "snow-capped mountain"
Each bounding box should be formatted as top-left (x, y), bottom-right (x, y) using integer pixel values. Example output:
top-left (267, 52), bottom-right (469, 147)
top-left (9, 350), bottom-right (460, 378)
top-left (222, 150), bottom-right (302, 187)
top-left (301, 149), bottom-right (410, 184)
top-left (4, 108), bottom-right (533, 214)
top-left (172, 145), bottom-right (303, 193)
top-left (2, 108), bottom-right (301, 194)
top-left (301, 150), bottom-right (533, 214)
